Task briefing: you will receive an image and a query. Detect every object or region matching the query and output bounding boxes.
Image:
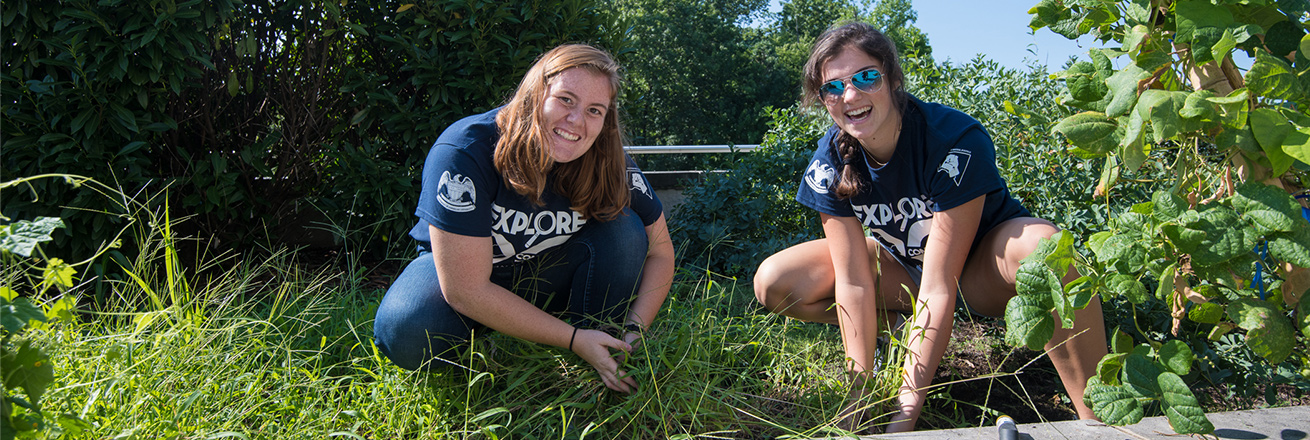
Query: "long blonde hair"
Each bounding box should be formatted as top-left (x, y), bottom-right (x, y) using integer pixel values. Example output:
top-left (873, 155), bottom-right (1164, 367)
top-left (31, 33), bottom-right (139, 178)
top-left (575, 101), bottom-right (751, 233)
top-left (494, 44), bottom-right (630, 221)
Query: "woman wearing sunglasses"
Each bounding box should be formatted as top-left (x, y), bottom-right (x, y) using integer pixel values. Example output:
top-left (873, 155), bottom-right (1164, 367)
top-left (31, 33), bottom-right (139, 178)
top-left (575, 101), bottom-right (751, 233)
top-left (753, 22), bottom-right (1107, 432)
top-left (373, 44), bottom-right (675, 394)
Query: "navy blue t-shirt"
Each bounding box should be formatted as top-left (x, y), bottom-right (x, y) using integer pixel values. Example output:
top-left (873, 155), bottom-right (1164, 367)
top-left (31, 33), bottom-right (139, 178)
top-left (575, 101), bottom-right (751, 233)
top-left (796, 96), bottom-right (1029, 269)
top-left (409, 108), bottom-right (663, 265)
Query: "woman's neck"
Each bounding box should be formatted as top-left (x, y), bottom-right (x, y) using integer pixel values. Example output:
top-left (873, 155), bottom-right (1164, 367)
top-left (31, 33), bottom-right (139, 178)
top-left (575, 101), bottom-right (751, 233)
top-left (859, 110), bottom-right (902, 166)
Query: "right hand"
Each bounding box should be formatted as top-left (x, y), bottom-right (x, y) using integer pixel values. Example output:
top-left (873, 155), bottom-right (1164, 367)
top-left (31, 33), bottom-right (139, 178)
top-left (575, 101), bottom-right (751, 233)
top-left (571, 329), bottom-right (638, 393)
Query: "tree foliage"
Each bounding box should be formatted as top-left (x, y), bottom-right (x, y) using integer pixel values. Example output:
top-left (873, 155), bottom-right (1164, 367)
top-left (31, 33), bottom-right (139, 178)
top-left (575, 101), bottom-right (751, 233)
top-left (612, 0), bottom-right (931, 146)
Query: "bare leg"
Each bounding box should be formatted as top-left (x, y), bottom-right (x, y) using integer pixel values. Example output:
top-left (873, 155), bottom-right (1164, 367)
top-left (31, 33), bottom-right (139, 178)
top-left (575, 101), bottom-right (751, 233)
top-left (958, 217), bottom-right (1107, 419)
top-left (754, 238), bottom-right (918, 325)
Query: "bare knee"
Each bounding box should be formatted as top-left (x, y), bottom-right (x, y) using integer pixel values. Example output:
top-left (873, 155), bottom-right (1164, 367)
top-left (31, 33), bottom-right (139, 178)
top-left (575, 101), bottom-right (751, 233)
top-left (753, 254), bottom-right (785, 308)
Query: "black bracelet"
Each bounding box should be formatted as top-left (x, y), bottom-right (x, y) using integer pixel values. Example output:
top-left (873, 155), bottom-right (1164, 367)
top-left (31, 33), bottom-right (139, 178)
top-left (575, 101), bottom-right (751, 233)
top-left (624, 323), bottom-right (643, 334)
top-left (568, 327), bottom-right (578, 351)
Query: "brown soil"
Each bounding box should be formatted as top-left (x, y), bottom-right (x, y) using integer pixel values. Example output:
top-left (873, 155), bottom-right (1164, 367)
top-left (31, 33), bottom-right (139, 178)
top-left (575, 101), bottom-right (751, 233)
top-left (918, 317), bottom-right (1079, 429)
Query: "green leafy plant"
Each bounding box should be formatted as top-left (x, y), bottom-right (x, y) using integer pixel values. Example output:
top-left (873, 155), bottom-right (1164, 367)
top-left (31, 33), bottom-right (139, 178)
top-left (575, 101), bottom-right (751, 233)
top-left (1003, 0), bottom-right (1310, 433)
top-left (1, 179), bottom-right (88, 439)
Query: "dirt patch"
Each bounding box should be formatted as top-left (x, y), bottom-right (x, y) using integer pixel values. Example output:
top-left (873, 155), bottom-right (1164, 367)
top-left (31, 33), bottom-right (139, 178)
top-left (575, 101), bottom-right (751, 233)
top-left (916, 317), bottom-right (1079, 429)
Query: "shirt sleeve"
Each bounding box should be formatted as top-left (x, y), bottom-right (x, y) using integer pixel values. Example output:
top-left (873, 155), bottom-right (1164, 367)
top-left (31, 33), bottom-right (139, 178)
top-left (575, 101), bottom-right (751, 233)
top-left (625, 156), bottom-right (664, 226)
top-left (795, 129), bottom-right (857, 218)
top-left (414, 142), bottom-right (496, 238)
top-left (926, 126), bottom-right (1007, 212)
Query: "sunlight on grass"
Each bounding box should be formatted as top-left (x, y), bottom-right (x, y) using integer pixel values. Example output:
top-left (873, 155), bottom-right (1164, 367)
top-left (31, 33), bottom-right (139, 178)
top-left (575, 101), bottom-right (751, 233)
top-left (23, 241), bottom-right (885, 438)
top-left (5, 183), bottom-right (1072, 438)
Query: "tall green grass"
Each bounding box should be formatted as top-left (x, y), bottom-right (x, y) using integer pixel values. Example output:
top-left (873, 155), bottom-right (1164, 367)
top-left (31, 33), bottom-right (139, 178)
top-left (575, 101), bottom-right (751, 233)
top-left (27, 237), bottom-right (906, 438)
top-left (6, 178), bottom-right (1072, 438)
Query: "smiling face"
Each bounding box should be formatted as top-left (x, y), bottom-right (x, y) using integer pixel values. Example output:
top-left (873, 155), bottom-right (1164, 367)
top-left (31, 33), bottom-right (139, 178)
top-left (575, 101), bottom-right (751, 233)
top-left (820, 45), bottom-right (900, 152)
top-left (540, 67), bottom-right (612, 164)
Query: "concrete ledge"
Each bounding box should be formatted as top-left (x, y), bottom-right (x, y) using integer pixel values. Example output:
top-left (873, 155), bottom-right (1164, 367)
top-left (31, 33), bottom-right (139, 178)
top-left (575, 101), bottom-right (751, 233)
top-left (846, 406), bottom-right (1310, 439)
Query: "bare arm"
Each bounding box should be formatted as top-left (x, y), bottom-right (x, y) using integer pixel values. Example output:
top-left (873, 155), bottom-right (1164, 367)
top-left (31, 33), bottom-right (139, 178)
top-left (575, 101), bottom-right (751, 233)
top-left (624, 213), bottom-right (675, 333)
top-left (430, 224), bottom-right (637, 392)
top-left (820, 213), bottom-right (882, 374)
top-left (886, 196), bottom-right (984, 432)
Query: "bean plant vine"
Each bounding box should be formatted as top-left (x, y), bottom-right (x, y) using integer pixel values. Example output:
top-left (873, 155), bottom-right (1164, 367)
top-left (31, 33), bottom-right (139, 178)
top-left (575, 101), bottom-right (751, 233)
top-left (1003, 0), bottom-right (1310, 434)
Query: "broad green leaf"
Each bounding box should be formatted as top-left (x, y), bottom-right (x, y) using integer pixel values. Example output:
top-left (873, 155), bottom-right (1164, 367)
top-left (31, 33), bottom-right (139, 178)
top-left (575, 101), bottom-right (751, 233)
top-left (1180, 90), bottom-right (1217, 120)
top-left (1301, 33), bottom-right (1310, 58)
top-left (1097, 233), bottom-right (1147, 273)
top-left (1097, 352), bottom-right (1127, 385)
top-left (1152, 191), bottom-right (1187, 222)
top-left (1248, 109), bottom-right (1290, 153)
top-left (1207, 88), bottom-right (1249, 128)
top-left (1004, 294), bottom-right (1055, 350)
top-left (1192, 207), bottom-right (1252, 265)
top-left (1246, 51), bottom-right (1297, 100)
top-left (3, 339), bottom-right (54, 404)
top-left (1158, 372), bottom-right (1215, 434)
top-left (1125, 0), bottom-right (1152, 24)
top-left (1042, 231), bottom-right (1077, 275)
top-left (1069, 74), bottom-right (1110, 102)
top-left (42, 258), bottom-right (76, 290)
top-left (1263, 20), bottom-right (1304, 59)
top-left (1156, 263), bottom-right (1178, 302)
top-left (1023, 232), bottom-right (1060, 265)
top-left (1162, 225), bottom-right (1205, 253)
top-left (1158, 340), bottom-right (1195, 375)
top-left (1108, 274), bottom-right (1148, 304)
top-left (1054, 112), bottom-right (1119, 153)
top-left (1216, 124), bottom-right (1259, 154)
top-left (1269, 228), bottom-right (1310, 268)
top-left (0, 217), bottom-right (66, 258)
top-left (1112, 328), bottom-right (1135, 354)
top-left (1188, 302), bottom-right (1225, 324)
top-left (1192, 27), bottom-right (1225, 65)
top-left (1066, 276), bottom-right (1097, 310)
top-left (1087, 231), bottom-right (1113, 256)
top-left (1086, 384), bottom-right (1145, 425)
top-left (1121, 352), bottom-right (1163, 398)
top-left (1120, 121), bottom-right (1148, 171)
top-left (1228, 298), bottom-right (1295, 363)
top-left (1118, 212), bottom-right (1153, 235)
top-left (1122, 24), bottom-right (1150, 56)
top-left (1, 297), bottom-right (48, 333)
top-left (1028, 0), bottom-right (1067, 31)
top-left (1232, 182), bottom-right (1301, 226)
top-left (1210, 28), bottom-right (1237, 64)
top-left (1106, 65), bottom-right (1149, 117)
top-left (1282, 127), bottom-right (1310, 168)
top-left (1176, 0), bottom-right (1235, 44)
top-left (1136, 90), bottom-right (1186, 141)
top-left (1017, 260), bottom-right (1063, 298)
top-left (1246, 210), bottom-right (1297, 234)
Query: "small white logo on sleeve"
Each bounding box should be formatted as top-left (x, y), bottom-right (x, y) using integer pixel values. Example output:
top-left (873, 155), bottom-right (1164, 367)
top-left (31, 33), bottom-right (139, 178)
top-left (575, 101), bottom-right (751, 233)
top-left (804, 159), bottom-right (836, 194)
top-left (628, 167), bottom-right (652, 198)
top-left (938, 149), bottom-right (972, 186)
top-left (437, 171), bottom-right (476, 212)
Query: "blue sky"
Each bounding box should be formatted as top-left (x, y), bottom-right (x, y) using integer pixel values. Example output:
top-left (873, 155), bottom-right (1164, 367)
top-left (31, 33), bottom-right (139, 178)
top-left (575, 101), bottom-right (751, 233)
top-left (763, 0), bottom-right (1105, 71)
top-left (913, 0), bottom-right (1101, 70)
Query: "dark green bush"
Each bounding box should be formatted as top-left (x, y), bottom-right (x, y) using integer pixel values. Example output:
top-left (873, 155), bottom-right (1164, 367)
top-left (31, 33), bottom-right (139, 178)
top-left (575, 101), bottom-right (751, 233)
top-left (670, 105), bottom-right (828, 276)
top-left (2, 0), bottom-right (623, 264)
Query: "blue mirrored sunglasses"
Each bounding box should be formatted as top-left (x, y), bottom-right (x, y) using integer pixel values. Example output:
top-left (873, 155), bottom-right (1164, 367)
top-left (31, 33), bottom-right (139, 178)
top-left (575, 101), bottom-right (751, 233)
top-left (819, 69), bottom-right (883, 102)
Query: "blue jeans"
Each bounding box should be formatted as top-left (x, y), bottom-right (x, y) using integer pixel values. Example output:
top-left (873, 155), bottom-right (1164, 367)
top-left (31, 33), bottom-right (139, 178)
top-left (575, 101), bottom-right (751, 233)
top-left (373, 209), bottom-right (649, 370)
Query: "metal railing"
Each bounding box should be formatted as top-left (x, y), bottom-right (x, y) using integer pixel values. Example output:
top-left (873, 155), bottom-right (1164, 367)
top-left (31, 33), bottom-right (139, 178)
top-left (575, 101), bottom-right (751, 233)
top-left (625, 144), bottom-right (759, 154)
